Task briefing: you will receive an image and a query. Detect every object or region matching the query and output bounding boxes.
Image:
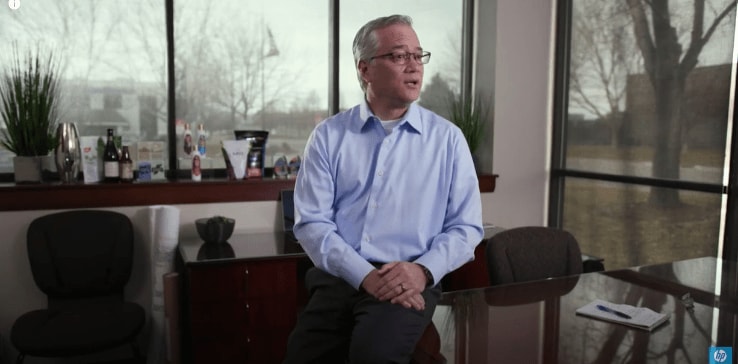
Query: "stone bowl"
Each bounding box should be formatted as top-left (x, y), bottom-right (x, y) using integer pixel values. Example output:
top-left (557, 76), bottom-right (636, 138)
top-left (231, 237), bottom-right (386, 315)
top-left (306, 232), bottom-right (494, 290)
top-left (195, 216), bottom-right (235, 244)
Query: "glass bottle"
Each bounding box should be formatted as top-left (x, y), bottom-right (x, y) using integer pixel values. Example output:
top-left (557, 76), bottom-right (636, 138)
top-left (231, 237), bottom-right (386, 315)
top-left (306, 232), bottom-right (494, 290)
top-left (119, 146), bottom-right (134, 183)
top-left (192, 154), bottom-right (202, 182)
top-left (247, 150), bottom-right (262, 178)
top-left (196, 123), bottom-right (207, 157)
top-left (183, 123), bottom-right (193, 156)
top-left (103, 128), bottom-right (120, 183)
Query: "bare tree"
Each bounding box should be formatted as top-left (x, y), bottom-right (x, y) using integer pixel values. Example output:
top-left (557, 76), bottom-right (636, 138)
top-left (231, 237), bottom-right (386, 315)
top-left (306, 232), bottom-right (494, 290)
top-left (419, 73), bottom-right (455, 119)
top-left (172, 3), bottom-right (299, 131)
top-left (626, 0), bottom-right (736, 206)
top-left (119, 0), bottom-right (169, 136)
top-left (3, 0), bottom-right (302, 136)
top-left (570, 2), bottom-right (640, 147)
top-left (173, 1), bottom-right (221, 127)
top-left (206, 22), bottom-right (295, 128)
top-left (1, 0), bottom-right (170, 139)
top-left (5, 1), bottom-right (121, 80)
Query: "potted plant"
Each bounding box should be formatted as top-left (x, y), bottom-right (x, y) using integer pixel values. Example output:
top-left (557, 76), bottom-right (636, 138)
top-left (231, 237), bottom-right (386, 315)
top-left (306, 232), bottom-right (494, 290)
top-left (448, 93), bottom-right (490, 170)
top-left (0, 46), bottom-right (61, 183)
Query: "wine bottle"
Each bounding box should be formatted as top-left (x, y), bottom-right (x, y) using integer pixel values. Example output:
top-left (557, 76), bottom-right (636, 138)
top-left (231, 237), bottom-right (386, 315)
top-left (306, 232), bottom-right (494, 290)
top-left (103, 128), bottom-right (120, 183)
top-left (119, 145), bottom-right (134, 183)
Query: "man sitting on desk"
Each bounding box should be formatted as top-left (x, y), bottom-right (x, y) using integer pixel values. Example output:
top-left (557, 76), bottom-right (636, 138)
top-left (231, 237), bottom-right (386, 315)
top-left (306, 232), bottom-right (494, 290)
top-left (283, 14), bottom-right (484, 364)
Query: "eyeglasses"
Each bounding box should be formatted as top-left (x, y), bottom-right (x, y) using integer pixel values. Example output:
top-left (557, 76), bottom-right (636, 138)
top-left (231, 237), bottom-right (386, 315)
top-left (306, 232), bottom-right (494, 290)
top-left (369, 51), bottom-right (431, 65)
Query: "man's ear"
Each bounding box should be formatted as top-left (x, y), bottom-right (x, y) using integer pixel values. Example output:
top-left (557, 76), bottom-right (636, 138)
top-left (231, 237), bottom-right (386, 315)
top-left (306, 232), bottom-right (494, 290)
top-left (358, 60), bottom-right (370, 83)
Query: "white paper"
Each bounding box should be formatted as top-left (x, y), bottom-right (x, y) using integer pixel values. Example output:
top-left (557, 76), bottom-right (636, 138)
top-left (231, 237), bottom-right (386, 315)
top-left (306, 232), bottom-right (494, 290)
top-left (576, 299), bottom-right (670, 331)
top-left (147, 205), bottom-right (181, 364)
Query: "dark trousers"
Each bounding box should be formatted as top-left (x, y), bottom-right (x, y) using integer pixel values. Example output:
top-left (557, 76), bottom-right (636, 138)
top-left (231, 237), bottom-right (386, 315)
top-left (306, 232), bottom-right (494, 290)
top-left (283, 267), bottom-right (441, 364)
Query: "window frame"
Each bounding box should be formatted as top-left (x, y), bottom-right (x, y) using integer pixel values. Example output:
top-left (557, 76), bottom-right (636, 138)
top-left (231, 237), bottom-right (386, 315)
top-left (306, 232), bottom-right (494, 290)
top-left (0, 0), bottom-right (499, 210)
top-left (549, 0), bottom-right (737, 262)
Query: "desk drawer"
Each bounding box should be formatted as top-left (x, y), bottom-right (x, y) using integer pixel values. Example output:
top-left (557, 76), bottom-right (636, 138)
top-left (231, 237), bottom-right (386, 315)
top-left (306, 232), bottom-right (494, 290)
top-left (190, 296), bottom-right (297, 328)
top-left (188, 260), bottom-right (298, 300)
top-left (188, 263), bottom-right (247, 302)
top-left (190, 300), bottom-right (247, 323)
top-left (243, 260), bottom-right (297, 297)
top-left (190, 325), bottom-right (291, 364)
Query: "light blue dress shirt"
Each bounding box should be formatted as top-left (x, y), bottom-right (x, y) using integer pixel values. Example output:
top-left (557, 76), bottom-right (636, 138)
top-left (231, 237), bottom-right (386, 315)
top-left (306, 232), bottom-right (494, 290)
top-left (293, 100), bottom-right (484, 290)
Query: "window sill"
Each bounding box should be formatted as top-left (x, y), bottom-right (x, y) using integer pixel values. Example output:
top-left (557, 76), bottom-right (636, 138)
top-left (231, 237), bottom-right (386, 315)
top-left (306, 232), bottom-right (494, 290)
top-left (0, 174), bottom-right (498, 212)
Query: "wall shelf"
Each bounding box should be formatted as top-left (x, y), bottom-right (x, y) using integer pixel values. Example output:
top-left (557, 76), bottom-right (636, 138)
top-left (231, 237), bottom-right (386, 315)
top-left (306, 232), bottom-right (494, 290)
top-left (0, 174), bottom-right (497, 211)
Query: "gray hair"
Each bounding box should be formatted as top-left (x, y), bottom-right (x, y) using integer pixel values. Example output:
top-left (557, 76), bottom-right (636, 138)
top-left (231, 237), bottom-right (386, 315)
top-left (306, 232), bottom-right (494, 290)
top-left (352, 14), bottom-right (414, 92)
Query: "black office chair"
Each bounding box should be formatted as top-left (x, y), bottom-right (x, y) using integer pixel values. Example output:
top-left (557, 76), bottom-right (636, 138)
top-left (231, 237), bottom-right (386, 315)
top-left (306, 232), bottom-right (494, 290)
top-left (486, 226), bottom-right (583, 286)
top-left (10, 210), bottom-right (145, 364)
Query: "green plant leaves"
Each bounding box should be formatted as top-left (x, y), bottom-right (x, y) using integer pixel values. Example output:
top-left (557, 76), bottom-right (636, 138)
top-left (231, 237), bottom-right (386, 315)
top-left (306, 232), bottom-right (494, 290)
top-left (0, 45), bottom-right (60, 156)
top-left (448, 94), bottom-right (490, 154)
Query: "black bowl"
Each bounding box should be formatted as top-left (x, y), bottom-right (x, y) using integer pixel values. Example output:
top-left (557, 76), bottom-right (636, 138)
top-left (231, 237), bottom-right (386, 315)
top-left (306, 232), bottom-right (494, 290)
top-left (195, 217), bottom-right (235, 243)
top-left (197, 241), bottom-right (236, 260)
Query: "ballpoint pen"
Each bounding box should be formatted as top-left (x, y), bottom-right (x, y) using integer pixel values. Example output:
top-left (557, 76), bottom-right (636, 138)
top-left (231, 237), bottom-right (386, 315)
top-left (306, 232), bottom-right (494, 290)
top-left (596, 304), bottom-right (632, 319)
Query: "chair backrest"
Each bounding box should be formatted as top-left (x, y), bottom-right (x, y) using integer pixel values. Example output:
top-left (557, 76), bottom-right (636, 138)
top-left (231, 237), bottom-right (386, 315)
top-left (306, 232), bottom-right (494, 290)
top-left (486, 226), bottom-right (583, 286)
top-left (26, 210), bottom-right (134, 302)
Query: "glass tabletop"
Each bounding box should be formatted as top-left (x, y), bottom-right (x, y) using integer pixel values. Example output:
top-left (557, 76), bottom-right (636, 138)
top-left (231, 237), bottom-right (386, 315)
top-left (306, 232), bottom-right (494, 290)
top-left (178, 231), bottom-right (305, 264)
top-left (428, 256), bottom-right (738, 364)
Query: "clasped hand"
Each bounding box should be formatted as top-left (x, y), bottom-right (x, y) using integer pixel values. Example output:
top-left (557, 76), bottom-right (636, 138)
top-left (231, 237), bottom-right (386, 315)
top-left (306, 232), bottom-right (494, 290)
top-left (361, 261), bottom-right (427, 311)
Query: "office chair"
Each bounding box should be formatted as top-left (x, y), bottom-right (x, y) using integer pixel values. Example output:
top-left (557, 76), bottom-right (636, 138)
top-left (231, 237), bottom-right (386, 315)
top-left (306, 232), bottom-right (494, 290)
top-left (486, 226), bottom-right (583, 286)
top-left (10, 210), bottom-right (145, 364)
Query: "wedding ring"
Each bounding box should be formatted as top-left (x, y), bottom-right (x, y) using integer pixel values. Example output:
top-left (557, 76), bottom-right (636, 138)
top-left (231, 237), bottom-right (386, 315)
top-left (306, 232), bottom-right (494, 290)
top-left (400, 283), bottom-right (406, 291)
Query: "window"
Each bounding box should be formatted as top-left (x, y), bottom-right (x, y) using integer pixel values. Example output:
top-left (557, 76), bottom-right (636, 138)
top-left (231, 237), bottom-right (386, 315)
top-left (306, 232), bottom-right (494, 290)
top-left (338, 1), bottom-right (464, 116)
top-left (1, 1), bottom-right (467, 179)
top-left (552, 0), bottom-right (736, 269)
top-left (173, 0), bottom-right (329, 172)
top-left (0, 0), bottom-right (168, 174)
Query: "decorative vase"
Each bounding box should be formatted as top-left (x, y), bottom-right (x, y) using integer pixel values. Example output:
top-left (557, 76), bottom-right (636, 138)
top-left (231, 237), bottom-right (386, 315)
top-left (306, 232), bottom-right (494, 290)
top-left (54, 122), bottom-right (81, 183)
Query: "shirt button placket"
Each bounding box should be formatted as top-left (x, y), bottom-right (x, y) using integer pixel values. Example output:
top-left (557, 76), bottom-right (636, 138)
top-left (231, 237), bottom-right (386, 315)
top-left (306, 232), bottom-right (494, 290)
top-left (365, 135), bottom-right (389, 245)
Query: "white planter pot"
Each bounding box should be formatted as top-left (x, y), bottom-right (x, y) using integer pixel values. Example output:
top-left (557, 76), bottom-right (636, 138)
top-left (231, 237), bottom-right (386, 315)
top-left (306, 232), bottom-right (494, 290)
top-left (13, 155), bottom-right (53, 183)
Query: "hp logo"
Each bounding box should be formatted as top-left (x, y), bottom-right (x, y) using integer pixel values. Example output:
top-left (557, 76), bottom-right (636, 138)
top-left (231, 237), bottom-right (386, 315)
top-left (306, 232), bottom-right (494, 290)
top-left (714, 350), bottom-right (727, 362)
top-left (710, 347), bottom-right (732, 364)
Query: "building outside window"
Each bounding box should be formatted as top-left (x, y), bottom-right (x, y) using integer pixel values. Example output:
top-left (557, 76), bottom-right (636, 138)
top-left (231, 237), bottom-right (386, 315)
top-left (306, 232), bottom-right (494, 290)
top-left (1, 1), bottom-right (467, 177)
top-left (552, 0), bottom-right (736, 272)
top-left (552, 4), bottom-right (737, 360)
top-left (0, 0), bottom-right (167, 175)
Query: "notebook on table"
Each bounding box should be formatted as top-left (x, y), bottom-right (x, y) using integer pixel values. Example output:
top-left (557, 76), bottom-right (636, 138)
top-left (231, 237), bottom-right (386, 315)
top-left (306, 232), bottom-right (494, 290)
top-left (576, 299), bottom-right (670, 331)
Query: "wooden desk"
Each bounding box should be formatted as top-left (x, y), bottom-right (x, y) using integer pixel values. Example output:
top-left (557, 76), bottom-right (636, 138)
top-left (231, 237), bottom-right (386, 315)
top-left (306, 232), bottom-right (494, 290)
top-left (429, 256), bottom-right (738, 364)
top-left (177, 232), bottom-right (310, 364)
top-left (176, 227), bottom-right (503, 363)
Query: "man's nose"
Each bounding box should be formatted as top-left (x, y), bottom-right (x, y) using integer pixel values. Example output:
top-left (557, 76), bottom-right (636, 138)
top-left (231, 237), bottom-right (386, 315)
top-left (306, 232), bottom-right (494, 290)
top-left (405, 59), bottom-right (422, 72)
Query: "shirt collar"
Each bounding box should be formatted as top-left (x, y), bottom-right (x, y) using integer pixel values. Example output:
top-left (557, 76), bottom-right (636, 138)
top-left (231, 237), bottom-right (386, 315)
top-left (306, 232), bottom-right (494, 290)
top-left (358, 99), bottom-right (423, 134)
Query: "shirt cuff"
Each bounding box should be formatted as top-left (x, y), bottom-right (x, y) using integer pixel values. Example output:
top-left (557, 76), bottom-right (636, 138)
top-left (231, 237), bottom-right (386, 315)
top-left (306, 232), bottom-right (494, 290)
top-left (338, 253), bottom-right (376, 290)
